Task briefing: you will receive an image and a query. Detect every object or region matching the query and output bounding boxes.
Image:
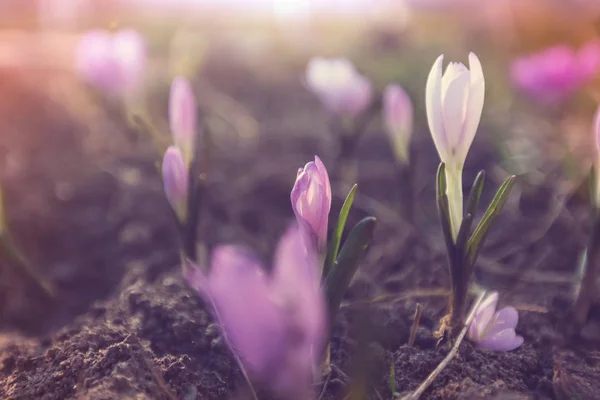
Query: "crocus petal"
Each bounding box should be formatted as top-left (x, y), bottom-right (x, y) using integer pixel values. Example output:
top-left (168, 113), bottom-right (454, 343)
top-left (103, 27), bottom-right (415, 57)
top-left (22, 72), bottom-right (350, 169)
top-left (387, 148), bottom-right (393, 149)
top-left (208, 246), bottom-right (285, 376)
top-left (468, 291), bottom-right (499, 341)
top-left (425, 54), bottom-right (450, 163)
top-left (291, 157), bottom-right (331, 251)
top-left (169, 76), bottom-right (197, 162)
top-left (484, 306), bottom-right (519, 338)
top-left (456, 52), bottom-right (485, 164)
top-left (441, 62), bottom-right (470, 156)
top-left (272, 225), bottom-right (324, 341)
top-left (161, 146), bottom-right (188, 213)
top-left (478, 328), bottom-right (524, 351)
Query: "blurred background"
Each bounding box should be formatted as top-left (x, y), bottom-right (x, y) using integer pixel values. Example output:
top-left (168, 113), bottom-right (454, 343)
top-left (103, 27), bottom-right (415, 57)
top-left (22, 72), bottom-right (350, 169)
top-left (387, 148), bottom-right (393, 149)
top-left (1, 0), bottom-right (600, 333)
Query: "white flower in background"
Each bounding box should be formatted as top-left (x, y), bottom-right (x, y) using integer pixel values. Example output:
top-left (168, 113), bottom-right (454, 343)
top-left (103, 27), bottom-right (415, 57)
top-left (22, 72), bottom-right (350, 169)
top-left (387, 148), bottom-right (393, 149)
top-left (305, 57), bottom-right (373, 118)
top-left (425, 52), bottom-right (485, 239)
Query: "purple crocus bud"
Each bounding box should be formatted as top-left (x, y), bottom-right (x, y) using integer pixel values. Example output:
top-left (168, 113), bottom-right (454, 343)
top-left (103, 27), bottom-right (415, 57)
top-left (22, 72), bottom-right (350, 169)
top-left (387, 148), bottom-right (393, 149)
top-left (184, 225), bottom-right (325, 400)
top-left (305, 57), bottom-right (373, 118)
top-left (290, 156), bottom-right (332, 253)
top-left (161, 146), bottom-right (188, 219)
top-left (169, 77), bottom-right (197, 164)
top-left (467, 291), bottom-right (524, 351)
top-left (75, 28), bottom-right (146, 94)
top-left (383, 84), bottom-right (413, 165)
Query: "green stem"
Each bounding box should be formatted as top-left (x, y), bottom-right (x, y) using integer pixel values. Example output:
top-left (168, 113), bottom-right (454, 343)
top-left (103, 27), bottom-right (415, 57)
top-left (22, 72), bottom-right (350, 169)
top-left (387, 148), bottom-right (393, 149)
top-left (444, 165), bottom-right (463, 242)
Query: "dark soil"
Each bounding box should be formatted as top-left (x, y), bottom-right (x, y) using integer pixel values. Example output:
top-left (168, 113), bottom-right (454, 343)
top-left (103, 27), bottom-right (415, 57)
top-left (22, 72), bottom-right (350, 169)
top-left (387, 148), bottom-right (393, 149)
top-left (1, 51), bottom-right (600, 400)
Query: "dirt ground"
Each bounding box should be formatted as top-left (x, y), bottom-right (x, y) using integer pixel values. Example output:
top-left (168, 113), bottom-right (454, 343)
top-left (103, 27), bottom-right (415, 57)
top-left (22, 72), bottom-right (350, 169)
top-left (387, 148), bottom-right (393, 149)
top-left (0, 46), bottom-right (599, 400)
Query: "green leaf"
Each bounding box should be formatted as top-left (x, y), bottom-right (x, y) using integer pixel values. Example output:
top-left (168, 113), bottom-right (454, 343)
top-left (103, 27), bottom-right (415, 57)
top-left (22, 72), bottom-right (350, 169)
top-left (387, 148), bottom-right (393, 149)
top-left (323, 216), bottom-right (376, 326)
top-left (461, 170), bottom-right (485, 237)
top-left (453, 171), bottom-right (485, 268)
top-left (465, 175), bottom-right (516, 267)
top-left (323, 184), bottom-right (358, 278)
top-left (436, 163), bottom-right (455, 258)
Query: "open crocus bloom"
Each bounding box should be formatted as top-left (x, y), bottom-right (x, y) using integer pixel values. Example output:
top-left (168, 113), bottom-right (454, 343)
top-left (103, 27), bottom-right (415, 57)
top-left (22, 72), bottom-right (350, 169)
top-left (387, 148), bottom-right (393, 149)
top-left (75, 29), bottom-right (146, 94)
top-left (184, 225), bottom-right (326, 400)
top-left (290, 156), bottom-right (332, 253)
top-left (467, 291), bottom-right (524, 351)
top-left (305, 57), bottom-right (373, 118)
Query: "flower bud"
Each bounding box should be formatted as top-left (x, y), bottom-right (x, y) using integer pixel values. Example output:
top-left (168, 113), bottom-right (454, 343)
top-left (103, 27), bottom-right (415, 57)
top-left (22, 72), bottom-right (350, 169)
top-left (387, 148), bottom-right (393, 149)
top-left (290, 156), bottom-right (332, 252)
top-left (169, 77), bottom-right (197, 164)
top-left (305, 57), bottom-right (373, 118)
top-left (161, 146), bottom-right (188, 220)
top-left (383, 84), bottom-right (413, 165)
top-left (76, 29), bottom-right (146, 94)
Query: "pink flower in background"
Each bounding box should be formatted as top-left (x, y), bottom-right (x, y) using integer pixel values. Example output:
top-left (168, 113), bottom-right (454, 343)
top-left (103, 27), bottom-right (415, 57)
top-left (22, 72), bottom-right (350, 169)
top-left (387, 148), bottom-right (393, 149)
top-left (511, 42), bottom-right (600, 102)
top-left (383, 84), bottom-right (413, 164)
top-left (467, 291), bottom-right (524, 351)
top-left (184, 225), bottom-right (326, 400)
top-left (291, 156), bottom-right (332, 253)
top-left (305, 57), bottom-right (373, 117)
top-left (75, 29), bottom-right (146, 94)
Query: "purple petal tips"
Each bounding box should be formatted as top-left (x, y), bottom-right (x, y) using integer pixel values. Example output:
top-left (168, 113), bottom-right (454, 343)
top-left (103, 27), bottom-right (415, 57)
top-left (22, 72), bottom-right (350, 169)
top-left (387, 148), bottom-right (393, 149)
top-left (161, 146), bottom-right (188, 219)
top-left (169, 77), bottom-right (197, 164)
top-left (290, 156), bottom-right (332, 253)
top-left (468, 291), bottom-right (524, 351)
top-left (184, 225), bottom-right (326, 399)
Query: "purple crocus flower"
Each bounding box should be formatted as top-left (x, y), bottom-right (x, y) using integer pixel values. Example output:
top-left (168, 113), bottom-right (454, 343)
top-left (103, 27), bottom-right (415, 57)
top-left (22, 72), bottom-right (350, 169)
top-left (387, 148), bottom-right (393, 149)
top-left (184, 225), bottom-right (326, 400)
top-left (510, 42), bottom-right (600, 103)
top-left (161, 146), bottom-right (188, 219)
top-left (75, 29), bottom-right (146, 94)
top-left (169, 77), bottom-right (197, 164)
top-left (305, 57), bottom-right (373, 118)
top-left (467, 291), bottom-right (524, 351)
top-left (383, 84), bottom-right (413, 164)
top-left (290, 156), bottom-right (332, 253)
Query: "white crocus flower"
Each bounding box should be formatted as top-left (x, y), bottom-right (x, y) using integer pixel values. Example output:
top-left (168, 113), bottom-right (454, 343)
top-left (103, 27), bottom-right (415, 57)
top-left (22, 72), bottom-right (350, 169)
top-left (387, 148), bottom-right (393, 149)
top-left (425, 53), bottom-right (485, 240)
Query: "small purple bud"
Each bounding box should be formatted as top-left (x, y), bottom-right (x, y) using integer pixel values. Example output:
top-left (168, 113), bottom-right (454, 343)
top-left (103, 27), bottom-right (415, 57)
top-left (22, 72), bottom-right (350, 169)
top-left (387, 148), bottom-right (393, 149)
top-left (75, 29), bottom-right (146, 94)
top-left (383, 84), bottom-right (413, 164)
top-left (184, 225), bottom-right (325, 400)
top-left (161, 146), bottom-right (188, 218)
top-left (305, 57), bottom-right (373, 118)
top-left (467, 291), bottom-right (524, 351)
top-left (290, 156), bottom-right (332, 252)
top-left (169, 77), bottom-right (197, 164)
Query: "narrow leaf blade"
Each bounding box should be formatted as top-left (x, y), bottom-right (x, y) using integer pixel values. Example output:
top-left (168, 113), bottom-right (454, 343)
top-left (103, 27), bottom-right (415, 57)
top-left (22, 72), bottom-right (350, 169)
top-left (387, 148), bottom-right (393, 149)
top-left (466, 175), bottom-right (516, 267)
top-left (323, 184), bottom-right (358, 278)
top-left (323, 216), bottom-right (376, 326)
